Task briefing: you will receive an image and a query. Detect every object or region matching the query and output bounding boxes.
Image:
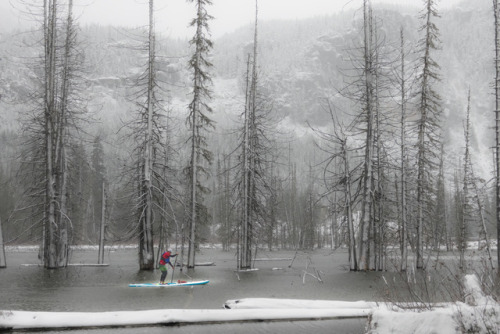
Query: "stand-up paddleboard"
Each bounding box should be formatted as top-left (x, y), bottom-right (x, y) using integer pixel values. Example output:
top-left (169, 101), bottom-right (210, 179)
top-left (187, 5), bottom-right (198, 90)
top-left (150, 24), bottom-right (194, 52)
top-left (129, 280), bottom-right (209, 288)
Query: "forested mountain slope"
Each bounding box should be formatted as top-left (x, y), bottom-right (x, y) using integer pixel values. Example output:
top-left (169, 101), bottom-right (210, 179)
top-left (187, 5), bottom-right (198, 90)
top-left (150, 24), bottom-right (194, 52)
top-left (0, 1), bottom-right (495, 235)
top-left (0, 2), bottom-right (493, 155)
top-left (212, 1), bottom-right (494, 175)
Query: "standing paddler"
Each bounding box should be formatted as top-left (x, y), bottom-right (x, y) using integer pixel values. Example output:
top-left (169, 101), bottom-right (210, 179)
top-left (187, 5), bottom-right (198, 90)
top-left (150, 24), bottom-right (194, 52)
top-left (159, 249), bottom-right (178, 285)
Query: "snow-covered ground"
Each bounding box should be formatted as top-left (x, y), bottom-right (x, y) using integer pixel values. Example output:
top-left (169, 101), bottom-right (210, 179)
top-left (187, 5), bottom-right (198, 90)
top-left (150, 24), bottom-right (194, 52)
top-left (1, 275), bottom-right (498, 333)
top-left (0, 306), bottom-right (369, 330)
top-left (367, 275), bottom-right (500, 334)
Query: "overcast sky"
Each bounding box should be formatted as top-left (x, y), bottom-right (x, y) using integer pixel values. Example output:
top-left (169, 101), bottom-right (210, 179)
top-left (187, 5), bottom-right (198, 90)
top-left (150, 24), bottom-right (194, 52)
top-left (6, 0), bottom-right (465, 38)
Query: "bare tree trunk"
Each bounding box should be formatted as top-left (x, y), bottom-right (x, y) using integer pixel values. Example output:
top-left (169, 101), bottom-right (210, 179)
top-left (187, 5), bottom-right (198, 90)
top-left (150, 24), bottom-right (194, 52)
top-left (372, 16), bottom-right (386, 271)
top-left (224, 155), bottom-right (231, 252)
top-left (41, 0), bottom-right (84, 268)
top-left (239, 1), bottom-right (259, 270)
top-left (188, 100), bottom-right (198, 269)
top-left (460, 89), bottom-right (472, 268)
top-left (358, 0), bottom-right (375, 271)
top-left (246, 0), bottom-right (259, 268)
top-left (21, 0), bottom-right (85, 269)
top-left (247, 0), bottom-right (259, 267)
top-left (399, 27), bottom-right (408, 272)
top-left (187, 10), bottom-right (202, 269)
top-left (43, 0), bottom-right (59, 269)
top-left (470, 165), bottom-right (494, 269)
top-left (98, 183), bottom-right (106, 264)
top-left (138, 0), bottom-right (156, 270)
top-left (343, 140), bottom-right (357, 271)
top-left (493, 0), bottom-right (500, 271)
top-left (55, 0), bottom-right (76, 268)
top-left (436, 143), bottom-right (447, 253)
top-left (0, 218), bottom-right (6, 268)
top-left (240, 53), bottom-right (251, 269)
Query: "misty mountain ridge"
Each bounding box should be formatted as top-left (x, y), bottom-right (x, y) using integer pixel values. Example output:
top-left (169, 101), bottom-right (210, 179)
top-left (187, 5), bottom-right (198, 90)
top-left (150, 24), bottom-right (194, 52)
top-left (217, 2), bottom-right (494, 178)
top-left (0, 2), bottom-right (495, 179)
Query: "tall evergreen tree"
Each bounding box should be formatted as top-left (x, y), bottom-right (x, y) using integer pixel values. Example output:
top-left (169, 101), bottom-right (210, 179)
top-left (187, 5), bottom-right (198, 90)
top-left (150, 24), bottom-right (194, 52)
top-left (129, 0), bottom-right (176, 270)
top-left (397, 27), bottom-right (409, 272)
top-left (185, 0), bottom-right (214, 269)
top-left (415, 0), bottom-right (442, 269)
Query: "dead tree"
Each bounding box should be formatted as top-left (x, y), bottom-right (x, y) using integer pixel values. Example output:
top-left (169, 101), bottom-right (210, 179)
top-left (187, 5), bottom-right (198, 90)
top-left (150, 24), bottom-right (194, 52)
top-left (460, 89), bottom-right (473, 268)
top-left (185, 0), bottom-right (215, 269)
top-left (414, 0), bottom-right (442, 270)
top-left (235, 0), bottom-right (277, 269)
top-left (0, 218), bottom-right (6, 268)
top-left (397, 27), bottom-right (409, 272)
top-left (357, 0), bottom-right (376, 272)
top-left (492, 0), bottom-right (500, 271)
top-left (37, 0), bottom-right (84, 268)
top-left (312, 104), bottom-right (358, 271)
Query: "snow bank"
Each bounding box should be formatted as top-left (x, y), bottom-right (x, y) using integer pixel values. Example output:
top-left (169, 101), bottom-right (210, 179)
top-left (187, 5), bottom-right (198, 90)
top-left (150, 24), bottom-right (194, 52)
top-left (454, 301), bottom-right (500, 333)
top-left (367, 274), bottom-right (500, 334)
top-left (455, 275), bottom-right (500, 333)
top-left (224, 298), bottom-right (375, 310)
top-left (5, 244), bottom-right (138, 253)
top-left (367, 307), bottom-right (457, 334)
top-left (0, 308), bottom-right (370, 330)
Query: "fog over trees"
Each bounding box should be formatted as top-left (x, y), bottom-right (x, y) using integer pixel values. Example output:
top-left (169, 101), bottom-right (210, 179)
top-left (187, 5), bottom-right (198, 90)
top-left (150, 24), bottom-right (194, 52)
top-left (0, 0), bottom-right (498, 274)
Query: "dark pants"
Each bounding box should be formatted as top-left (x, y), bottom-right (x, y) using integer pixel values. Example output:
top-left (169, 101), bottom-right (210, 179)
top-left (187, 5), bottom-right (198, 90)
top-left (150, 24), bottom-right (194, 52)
top-left (159, 264), bottom-right (168, 283)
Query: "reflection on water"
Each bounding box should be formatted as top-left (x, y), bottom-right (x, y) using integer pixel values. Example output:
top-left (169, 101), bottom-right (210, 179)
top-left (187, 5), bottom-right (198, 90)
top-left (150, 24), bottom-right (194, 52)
top-left (1, 248), bottom-right (370, 333)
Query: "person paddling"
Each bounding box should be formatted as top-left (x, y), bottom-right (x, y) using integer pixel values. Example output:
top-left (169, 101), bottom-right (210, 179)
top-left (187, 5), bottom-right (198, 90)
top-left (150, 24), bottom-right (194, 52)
top-left (159, 249), bottom-right (178, 285)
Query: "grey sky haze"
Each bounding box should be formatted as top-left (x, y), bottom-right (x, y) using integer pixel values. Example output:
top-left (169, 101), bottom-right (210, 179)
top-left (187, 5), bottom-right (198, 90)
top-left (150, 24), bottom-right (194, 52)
top-left (75, 0), bottom-right (464, 38)
top-left (4, 0), bottom-right (466, 38)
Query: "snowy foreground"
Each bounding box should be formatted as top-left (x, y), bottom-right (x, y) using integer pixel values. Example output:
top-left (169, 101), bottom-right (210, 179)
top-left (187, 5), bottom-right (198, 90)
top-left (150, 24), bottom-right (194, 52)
top-left (0, 275), bottom-right (498, 333)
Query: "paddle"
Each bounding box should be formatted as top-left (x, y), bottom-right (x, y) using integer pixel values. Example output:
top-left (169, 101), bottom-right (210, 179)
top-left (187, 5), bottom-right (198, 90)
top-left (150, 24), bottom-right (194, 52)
top-left (170, 255), bottom-right (177, 283)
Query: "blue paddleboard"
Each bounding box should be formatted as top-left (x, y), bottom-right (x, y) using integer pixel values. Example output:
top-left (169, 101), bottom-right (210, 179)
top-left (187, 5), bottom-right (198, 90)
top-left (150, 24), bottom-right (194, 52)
top-left (129, 280), bottom-right (209, 287)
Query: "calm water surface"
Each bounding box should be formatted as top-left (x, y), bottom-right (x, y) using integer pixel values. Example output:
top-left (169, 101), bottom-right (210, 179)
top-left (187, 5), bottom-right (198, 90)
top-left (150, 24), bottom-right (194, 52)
top-left (0, 247), bottom-right (375, 333)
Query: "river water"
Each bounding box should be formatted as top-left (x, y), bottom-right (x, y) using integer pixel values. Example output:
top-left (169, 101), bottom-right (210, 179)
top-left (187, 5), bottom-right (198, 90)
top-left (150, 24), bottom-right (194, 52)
top-left (0, 247), bottom-right (379, 333)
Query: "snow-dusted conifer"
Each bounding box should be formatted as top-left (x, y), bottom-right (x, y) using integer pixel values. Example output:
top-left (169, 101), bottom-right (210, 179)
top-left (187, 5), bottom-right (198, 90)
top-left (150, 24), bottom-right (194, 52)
top-left (185, 0), bottom-right (215, 269)
top-left (128, 0), bottom-right (176, 270)
top-left (414, 0), bottom-right (442, 270)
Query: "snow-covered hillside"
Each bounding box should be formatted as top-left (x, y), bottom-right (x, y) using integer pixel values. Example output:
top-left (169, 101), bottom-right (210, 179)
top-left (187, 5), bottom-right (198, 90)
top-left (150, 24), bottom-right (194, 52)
top-left (211, 3), bottom-right (495, 179)
top-left (0, 2), bottom-right (495, 178)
